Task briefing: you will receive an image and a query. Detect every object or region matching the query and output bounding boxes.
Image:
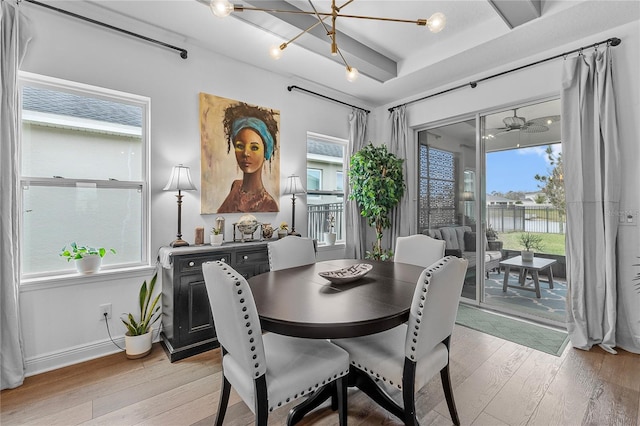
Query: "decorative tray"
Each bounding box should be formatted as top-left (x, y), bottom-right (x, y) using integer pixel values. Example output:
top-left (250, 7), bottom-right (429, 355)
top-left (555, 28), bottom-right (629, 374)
top-left (318, 263), bottom-right (373, 284)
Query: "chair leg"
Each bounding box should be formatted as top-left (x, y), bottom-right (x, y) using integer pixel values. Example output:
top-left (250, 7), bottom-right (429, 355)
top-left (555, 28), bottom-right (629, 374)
top-left (440, 364), bottom-right (460, 426)
top-left (215, 376), bottom-right (231, 426)
top-left (402, 360), bottom-right (418, 426)
top-left (255, 375), bottom-right (268, 426)
top-left (336, 376), bottom-right (348, 426)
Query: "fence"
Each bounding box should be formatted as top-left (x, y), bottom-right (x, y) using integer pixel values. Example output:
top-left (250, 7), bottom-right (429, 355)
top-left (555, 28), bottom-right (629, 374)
top-left (488, 205), bottom-right (565, 234)
top-left (308, 203), bottom-right (344, 242)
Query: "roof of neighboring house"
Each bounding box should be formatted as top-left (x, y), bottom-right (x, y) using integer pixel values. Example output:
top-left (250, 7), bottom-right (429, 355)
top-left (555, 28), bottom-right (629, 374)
top-left (307, 138), bottom-right (343, 158)
top-left (487, 195), bottom-right (515, 203)
top-left (23, 86), bottom-right (142, 127)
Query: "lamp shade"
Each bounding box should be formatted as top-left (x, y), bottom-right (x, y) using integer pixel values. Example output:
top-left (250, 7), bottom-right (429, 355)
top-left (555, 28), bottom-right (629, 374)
top-left (462, 191), bottom-right (475, 201)
top-left (163, 164), bottom-right (197, 191)
top-left (283, 175), bottom-right (306, 195)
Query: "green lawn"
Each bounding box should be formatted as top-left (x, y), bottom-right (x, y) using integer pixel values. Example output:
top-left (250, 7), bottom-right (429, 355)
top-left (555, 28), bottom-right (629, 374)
top-left (498, 231), bottom-right (566, 256)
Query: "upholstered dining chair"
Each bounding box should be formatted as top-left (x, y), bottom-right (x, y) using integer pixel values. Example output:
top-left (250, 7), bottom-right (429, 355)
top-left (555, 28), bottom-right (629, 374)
top-left (202, 261), bottom-right (349, 426)
top-left (268, 236), bottom-right (316, 271)
top-left (394, 234), bottom-right (446, 268)
top-left (332, 256), bottom-right (468, 426)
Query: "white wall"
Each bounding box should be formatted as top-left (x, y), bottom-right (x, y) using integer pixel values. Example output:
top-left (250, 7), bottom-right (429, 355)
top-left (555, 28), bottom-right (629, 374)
top-left (373, 21), bottom-right (640, 353)
top-left (18, 5), bottom-right (357, 375)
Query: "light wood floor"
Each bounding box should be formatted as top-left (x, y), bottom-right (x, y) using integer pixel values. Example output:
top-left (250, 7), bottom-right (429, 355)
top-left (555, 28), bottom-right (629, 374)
top-left (2, 324), bottom-right (639, 426)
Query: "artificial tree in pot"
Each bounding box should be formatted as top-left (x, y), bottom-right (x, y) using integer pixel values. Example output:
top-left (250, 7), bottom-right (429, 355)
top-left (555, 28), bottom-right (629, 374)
top-left (348, 143), bottom-right (405, 260)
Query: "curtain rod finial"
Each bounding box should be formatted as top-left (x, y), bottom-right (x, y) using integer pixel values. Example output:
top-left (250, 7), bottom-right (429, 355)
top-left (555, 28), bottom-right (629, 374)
top-left (610, 37), bottom-right (621, 46)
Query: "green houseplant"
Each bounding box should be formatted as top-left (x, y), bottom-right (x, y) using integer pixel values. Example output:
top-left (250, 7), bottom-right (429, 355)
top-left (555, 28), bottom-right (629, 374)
top-left (121, 273), bottom-right (161, 359)
top-left (349, 143), bottom-right (405, 260)
top-left (518, 232), bottom-right (544, 262)
top-left (60, 242), bottom-right (116, 274)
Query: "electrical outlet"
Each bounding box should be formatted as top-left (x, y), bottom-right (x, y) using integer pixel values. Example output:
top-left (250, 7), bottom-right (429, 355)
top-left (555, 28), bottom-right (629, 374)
top-left (99, 303), bottom-right (112, 320)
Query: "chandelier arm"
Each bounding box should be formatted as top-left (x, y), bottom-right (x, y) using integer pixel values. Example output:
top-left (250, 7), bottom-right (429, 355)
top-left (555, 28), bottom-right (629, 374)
top-left (335, 0), bottom-right (355, 12)
top-left (236, 6), bottom-right (332, 17)
top-left (307, 1), bottom-right (337, 45)
top-left (335, 46), bottom-right (352, 70)
top-left (331, 14), bottom-right (427, 25)
top-left (282, 17), bottom-right (327, 48)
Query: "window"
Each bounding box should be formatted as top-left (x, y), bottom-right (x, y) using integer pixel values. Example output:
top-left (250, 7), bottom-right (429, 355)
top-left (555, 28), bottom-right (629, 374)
top-left (20, 73), bottom-right (150, 278)
top-left (307, 168), bottom-right (322, 191)
top-left (306, 132), bottom-right (347, 244)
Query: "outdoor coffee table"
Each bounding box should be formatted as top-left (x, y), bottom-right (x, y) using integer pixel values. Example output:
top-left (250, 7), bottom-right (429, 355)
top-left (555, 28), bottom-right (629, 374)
top-left (500, 255), bottom-right (557, 298)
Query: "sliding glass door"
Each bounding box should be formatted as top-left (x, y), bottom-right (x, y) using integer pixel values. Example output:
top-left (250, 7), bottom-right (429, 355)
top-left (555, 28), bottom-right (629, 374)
top-left (481, 99), bottom-right (566, 326)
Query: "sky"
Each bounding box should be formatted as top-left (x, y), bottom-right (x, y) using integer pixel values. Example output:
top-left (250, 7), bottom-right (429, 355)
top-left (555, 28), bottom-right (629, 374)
top-left (486, 144), bottom-right (561, 194)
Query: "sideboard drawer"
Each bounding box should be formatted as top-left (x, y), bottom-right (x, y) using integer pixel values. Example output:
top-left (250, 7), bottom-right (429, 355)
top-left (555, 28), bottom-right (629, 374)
top-left (236, 249), bottom-right (269, 265)
top-left (176, 252), bottom-right (232, 273)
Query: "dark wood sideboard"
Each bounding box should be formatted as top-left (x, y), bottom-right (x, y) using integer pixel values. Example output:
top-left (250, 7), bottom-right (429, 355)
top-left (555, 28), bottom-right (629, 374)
top-left (158, 241), bottom-right (270, 362)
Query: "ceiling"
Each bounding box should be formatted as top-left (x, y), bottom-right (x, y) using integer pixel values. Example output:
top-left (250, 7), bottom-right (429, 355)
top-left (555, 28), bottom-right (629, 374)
top-left (46, 0), bottom-right (638, 108)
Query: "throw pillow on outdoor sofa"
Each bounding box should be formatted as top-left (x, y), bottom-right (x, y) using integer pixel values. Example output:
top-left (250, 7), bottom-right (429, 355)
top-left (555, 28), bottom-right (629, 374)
top-left (463, 231), bottom-right (488, 252)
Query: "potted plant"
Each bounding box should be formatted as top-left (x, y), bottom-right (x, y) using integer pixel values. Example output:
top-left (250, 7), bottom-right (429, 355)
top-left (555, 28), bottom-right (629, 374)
top-left (324, 214), bottom-right (337, 246)
top-left (121, 272), bottom-right (161, 359)
top-left (519, 232), bottom-right (544, 262)
top-left (349, 143), bottom-right (405, 260)
top-left (278, 222), bottom-right (288, 239)
top-left (210, 226), bottom-right (224, 246)
top-left (60, 242), bottom-right (116, 274)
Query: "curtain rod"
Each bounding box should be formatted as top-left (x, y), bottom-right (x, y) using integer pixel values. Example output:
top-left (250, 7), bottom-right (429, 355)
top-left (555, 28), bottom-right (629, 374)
top-left (388, 36), bottom-right (621, 112)
top-left (287, 85), bottom-right (370, 114)
top-left (23, 0), bottom-right (188, 59)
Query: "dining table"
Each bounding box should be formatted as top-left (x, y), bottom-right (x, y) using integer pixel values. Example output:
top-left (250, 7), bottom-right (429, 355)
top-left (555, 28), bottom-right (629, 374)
top-left (247, 258), bottom-right (426, 424)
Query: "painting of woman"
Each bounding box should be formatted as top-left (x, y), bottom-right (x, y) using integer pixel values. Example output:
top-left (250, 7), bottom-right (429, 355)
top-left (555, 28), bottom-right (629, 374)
top-left (200, 94), bottom-right (280, 214)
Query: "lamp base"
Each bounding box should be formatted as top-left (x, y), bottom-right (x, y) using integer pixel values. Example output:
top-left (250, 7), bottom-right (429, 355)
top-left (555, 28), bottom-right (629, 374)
top-left (170, 238), bottom-right (190, 247)
top-left (288, 231), bottom-right (301, 237)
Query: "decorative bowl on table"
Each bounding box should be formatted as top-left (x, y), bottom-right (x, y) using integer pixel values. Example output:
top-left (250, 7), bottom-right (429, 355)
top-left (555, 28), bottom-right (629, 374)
top-left (318, 263), bottom-right (373, 284)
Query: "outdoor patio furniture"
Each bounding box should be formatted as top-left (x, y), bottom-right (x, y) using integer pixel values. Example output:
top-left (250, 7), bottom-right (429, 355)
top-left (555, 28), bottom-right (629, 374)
top-left (499, 255), bottom-right (556, 298)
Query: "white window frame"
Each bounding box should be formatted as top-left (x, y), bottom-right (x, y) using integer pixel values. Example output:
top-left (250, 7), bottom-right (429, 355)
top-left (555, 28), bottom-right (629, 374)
top-left (18, 72), bottom-right (151, 281)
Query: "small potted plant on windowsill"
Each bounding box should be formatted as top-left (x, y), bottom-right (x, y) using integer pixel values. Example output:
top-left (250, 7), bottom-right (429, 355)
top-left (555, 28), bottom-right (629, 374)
top-left (210, 226), bottom-right (223, 246)
top-left (519, 232), bottom-right (544, 262)
top-left (59, 242), bottom-right (116, 274)
top-left (278, 222), bottom-right (288, 239)
top-left (121, 272), bottom-right (161, 359)
top-left (324, 214), bottom-right (336, 246)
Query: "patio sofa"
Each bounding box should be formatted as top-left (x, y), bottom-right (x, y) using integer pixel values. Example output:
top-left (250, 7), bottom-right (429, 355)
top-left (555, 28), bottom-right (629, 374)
top-left (422, 225), bottom-right (502, 276)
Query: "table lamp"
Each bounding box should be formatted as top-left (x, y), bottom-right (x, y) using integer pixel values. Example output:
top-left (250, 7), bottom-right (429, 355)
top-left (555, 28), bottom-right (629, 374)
top-left (164, 164), bottom-right (197, 247)
top-left (282, 174), bottom-right (306, 236)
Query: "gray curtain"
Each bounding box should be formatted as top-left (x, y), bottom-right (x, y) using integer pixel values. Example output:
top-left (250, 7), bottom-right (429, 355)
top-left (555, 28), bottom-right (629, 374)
top-left (389, 105), bottom-right (410, 248)
top-left (344, 109), bottom-right (368, 259)
top-left (1, 0), bottom-right (31, 389)
top-left (562, 46), bottom-right (620, 353)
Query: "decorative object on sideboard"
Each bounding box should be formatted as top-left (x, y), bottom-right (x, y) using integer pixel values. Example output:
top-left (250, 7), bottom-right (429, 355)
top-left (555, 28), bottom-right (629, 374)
top-left (164, 164), bottom-right (197, 247)
top-left (324, 214), bottom-right (336, 246)
top-left (211, 226), bottom-right (224, 246)
top-left (283, 174), bottom-right (305, 236)
top-left (519, 232), bottom-right (544, 262)
top-left (262, 223), bottom-right (274, 239)
top-left (59, 242), bottom-right (116, 274)
top-left (233, 214), bottom-right (262, 242)
top-left (278, 222), bottom-right (289, 239)
top-left (195, 226), bottom-right (205, 245)
top-left (121, 272), bottom-right (161, 359)
top-left (209, 0), bottom-right (445, 82)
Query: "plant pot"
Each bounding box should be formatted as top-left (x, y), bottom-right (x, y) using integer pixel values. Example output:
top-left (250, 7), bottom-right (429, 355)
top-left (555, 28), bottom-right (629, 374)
top-left (210, 233), bottom-right (224, 246)
top-left (125, 328), bottom-right (153, 359)
top-left (521, 250), bottom-right (534, 262)
top-left (277, 230), bottom-right (287, 239)
top-left (324, 232), bottom-right (337, 246)
top-left (75, 255), bottom-right (102, 274)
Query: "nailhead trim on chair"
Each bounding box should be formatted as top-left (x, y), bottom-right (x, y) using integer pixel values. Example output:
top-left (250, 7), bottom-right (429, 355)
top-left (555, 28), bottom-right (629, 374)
top-left (267, 368), bottom-right (350, 412)
top-left (349, 257), bottom-right (456, 391)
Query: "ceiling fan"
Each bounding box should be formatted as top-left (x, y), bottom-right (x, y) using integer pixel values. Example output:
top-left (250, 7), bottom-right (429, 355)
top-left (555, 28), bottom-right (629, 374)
top-left (488, 109), bottom-right (560, 136)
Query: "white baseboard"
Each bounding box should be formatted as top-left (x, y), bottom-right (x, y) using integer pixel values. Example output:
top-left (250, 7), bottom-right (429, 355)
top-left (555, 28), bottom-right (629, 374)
top-left (25, 334), bottom-right (161, 377)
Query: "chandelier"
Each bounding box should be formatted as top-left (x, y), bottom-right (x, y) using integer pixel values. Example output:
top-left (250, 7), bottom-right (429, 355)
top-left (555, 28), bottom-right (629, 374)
top-left (209, 0), bottom-right (446, 81)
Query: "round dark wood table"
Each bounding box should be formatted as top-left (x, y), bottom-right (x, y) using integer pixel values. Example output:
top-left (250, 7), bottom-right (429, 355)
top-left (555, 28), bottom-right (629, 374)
top-left (247, 259), bottom-right (425, 339)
